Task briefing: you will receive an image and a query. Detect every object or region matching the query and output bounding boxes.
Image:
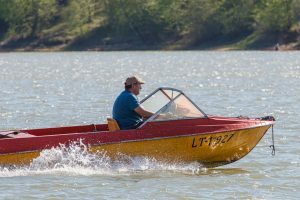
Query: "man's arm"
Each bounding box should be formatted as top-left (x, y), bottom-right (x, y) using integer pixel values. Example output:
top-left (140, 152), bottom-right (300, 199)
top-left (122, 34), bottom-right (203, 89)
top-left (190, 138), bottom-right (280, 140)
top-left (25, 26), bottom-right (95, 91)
top-left (134, 106), bottom-right (153, 119)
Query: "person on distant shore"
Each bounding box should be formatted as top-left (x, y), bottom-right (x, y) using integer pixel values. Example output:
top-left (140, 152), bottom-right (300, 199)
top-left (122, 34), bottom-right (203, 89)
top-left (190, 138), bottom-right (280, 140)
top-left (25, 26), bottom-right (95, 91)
top-left (274, 43), bottom-right (280, 51)
top-left (113, 76), bottom-right (153, 130)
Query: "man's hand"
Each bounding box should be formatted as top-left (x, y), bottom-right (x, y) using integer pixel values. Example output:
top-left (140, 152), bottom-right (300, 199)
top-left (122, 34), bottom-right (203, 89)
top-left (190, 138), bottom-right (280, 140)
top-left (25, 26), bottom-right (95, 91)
top-left (158, 112), bottom-right (174, 119)
top-left (134, 106), bottom-right (153, 119)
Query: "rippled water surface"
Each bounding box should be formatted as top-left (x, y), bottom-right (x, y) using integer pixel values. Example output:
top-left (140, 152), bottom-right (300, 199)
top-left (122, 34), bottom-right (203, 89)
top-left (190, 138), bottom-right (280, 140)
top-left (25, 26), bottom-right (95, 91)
top-left (0, 51), bottom-right (299, 199)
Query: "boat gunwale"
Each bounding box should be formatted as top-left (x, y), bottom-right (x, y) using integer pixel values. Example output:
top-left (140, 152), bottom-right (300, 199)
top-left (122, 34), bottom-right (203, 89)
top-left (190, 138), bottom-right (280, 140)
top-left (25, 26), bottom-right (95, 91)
top-left (0, 117), bottom-right (274, 141)
top-left (0, 124), bottom-right (271, 157)
top-left (0, 119), bottom-right (273, 155)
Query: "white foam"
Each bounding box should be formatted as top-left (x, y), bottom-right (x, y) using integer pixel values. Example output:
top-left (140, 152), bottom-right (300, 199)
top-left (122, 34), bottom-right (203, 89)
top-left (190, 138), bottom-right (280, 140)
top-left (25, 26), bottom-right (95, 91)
top-left (0, 141), bottom-right (204, 177)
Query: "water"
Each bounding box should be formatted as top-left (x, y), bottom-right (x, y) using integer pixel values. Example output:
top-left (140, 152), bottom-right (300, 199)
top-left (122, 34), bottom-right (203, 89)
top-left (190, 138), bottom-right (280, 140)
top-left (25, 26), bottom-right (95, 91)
top-left (0, 51), bottom-right (299, 199)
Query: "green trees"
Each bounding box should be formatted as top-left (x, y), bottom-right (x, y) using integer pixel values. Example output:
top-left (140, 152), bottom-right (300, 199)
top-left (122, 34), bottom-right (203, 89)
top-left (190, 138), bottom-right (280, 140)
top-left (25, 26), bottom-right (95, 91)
top-left (0, 0), bottom-right (9, 38)
top-left (217, 0), bottom-right (255, 36)
top-left (103, 0), bottom-right (170, 43)
top-left (166, 0), bottom-right (222, 42)
top-left (65, 0), bottom-right (98, 31)
top-left (292, 0), bottom-right (300, 21)
top-left (255, 0), bottom-right (295, 33)
top-left (0, 0), bottom-right (299, 48)
top-left (0, 0), bottom-right (57, 37)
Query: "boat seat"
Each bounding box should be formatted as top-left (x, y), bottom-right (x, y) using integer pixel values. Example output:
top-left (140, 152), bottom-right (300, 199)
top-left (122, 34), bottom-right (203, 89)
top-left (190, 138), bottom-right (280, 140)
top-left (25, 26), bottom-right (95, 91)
top-left (107, 118), bottom-right (120, 131)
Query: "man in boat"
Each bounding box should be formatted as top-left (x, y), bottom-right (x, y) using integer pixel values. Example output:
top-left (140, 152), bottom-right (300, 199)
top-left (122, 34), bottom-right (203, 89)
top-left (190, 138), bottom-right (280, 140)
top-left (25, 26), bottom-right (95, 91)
top-left (113, 76), bottom-right (154, 130)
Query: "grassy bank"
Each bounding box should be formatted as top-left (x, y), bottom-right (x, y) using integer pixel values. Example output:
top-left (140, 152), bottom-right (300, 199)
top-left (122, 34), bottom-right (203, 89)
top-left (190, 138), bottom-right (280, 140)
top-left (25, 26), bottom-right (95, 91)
top-left (1, 16), bottom-right (299, 51)
top-left (1, 29), bottom-right (299, 51)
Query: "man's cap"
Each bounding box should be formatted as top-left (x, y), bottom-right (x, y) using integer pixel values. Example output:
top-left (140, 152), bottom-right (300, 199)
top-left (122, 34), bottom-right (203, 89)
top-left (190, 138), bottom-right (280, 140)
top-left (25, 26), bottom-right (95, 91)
top-left (124, 76), bottom-right (145, 86)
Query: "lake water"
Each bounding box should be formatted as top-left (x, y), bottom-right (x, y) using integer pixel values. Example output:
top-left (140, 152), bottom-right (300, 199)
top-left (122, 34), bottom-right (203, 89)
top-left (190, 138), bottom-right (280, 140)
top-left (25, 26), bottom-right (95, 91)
top-left (0, 51), bottom-right (299, 199)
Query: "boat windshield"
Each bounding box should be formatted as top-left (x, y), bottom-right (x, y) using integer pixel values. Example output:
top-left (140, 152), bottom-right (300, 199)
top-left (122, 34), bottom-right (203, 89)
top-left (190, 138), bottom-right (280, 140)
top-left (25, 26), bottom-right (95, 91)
top-left (139, 87), bottom-right (207, 126)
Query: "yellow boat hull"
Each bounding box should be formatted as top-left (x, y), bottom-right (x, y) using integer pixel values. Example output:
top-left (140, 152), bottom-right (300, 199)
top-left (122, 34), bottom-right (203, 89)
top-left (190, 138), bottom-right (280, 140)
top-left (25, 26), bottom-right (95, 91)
top-left (0, 125), bottom-right (271, 167)
top-left (90, 125), bottom-right (270, 167)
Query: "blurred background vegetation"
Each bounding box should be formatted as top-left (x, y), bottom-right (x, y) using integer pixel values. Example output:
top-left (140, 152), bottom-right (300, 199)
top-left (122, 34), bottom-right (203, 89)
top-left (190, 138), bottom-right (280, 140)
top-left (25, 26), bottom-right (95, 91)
top-left (0, 0), bottom-right (300, 50)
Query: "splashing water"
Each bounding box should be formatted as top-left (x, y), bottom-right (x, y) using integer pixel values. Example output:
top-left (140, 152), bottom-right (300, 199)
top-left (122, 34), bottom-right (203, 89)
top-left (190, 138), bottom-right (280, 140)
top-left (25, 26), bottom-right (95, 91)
top-left (0, 141), bottom-right (204, 177)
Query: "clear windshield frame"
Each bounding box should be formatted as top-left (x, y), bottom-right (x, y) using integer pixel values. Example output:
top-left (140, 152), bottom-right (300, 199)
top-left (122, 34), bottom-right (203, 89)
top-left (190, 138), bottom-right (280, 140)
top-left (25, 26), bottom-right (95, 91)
top-left (138, 87), bottom-right (207, 128)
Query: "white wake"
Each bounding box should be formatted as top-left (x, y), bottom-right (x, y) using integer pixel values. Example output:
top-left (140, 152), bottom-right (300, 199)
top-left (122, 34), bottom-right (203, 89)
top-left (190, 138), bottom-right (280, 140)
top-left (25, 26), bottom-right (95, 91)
top-left (0, 141), bottom-right (205, 177)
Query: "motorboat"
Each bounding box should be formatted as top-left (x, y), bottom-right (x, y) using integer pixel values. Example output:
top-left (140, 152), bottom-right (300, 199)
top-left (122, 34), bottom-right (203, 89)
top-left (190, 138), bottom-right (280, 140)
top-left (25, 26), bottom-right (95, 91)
top-left (0, 87), bottom-right (275, 167)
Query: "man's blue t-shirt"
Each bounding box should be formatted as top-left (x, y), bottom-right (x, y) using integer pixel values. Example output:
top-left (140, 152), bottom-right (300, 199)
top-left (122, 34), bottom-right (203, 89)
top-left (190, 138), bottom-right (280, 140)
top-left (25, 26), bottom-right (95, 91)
top-left (112, 90), bottom-right (143, 130)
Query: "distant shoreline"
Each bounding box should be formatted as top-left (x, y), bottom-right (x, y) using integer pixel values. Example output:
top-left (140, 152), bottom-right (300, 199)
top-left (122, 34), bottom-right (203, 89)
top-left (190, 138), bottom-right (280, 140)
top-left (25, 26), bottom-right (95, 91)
top-left (1, 33), bottom-right (299, 52)
top-left (0, 41), bottom-right (298, 52)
